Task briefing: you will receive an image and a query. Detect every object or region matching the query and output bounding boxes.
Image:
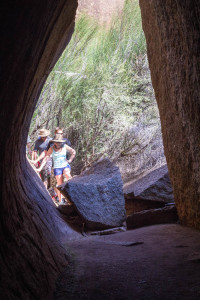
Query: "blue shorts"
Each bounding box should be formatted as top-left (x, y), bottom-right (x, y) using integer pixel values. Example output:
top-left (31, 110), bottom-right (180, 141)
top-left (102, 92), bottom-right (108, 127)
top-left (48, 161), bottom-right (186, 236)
top-left (54, 165), bottom-right (71, 176)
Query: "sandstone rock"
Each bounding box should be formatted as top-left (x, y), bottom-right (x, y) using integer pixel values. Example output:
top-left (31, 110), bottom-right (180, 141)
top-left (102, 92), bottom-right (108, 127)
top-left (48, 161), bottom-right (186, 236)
top-left (124, 164), bottom-right (174, 203)
top-left (139, 0), bottom-right (200, 228)
top-left (125, 198), bottom-right (166, 216)
top-left (57, 203), bottom-right (76, 216)
top-left (1, 1), bottom-right (200, 298)
top-left (59, 158), bottom-right (126, 230)
top-left (0, 1), bottom-right (78, 299)
top-left (126, 205), bottom-right (178, 230)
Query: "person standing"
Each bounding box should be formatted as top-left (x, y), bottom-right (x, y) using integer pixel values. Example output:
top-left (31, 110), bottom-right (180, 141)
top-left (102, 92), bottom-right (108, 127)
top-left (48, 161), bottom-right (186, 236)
top-left (34, 133), bottom-right (76, 204)
top-left (32, 128), bottom-right (52, 189)
top-left (47, 127), bottom-right (72, 201)
top-left (48, 127), bottom-right (71, 148)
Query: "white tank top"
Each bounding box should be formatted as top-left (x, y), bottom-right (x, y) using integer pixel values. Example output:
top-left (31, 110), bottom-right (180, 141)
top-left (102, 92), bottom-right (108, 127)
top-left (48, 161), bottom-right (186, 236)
top-left (52, 144), bottom-right (68, 169)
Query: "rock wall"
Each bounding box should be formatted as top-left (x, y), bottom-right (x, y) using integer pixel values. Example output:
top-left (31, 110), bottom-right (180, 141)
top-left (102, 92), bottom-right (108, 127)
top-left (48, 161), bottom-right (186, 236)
top-left (0, 1), bottom-right (78, 299)
top-left (139, 1), bottom-right (200, 229)
top-left (1, 0), bottom-right (200, 298)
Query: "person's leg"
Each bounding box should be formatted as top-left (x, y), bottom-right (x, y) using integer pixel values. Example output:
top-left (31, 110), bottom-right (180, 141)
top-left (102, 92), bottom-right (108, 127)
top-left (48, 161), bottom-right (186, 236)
top-left (63, 167), bottom-right (72, 204)
top-left (43, 171), bottom-right (48, 189)
top-left (50, 168), bottom-right (59, 201)
top-left (47, 158), bottom-right (52, 190)
top-left (63, 167), bottom-right (72, 181)
top-left (55, 174), bottom-right (63, 203)
top-left (43, 180), bottom-right (48, 189)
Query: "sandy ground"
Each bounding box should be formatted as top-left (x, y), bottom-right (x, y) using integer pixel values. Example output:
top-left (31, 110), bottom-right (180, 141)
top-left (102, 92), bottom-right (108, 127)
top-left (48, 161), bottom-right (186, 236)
top-left (54, 224), bottom-right (200, 299)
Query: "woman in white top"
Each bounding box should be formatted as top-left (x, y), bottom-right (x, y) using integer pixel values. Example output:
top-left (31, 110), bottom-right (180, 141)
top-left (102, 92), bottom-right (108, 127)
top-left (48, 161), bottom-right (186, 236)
top-left (35, 133), bottom-right (76, 204)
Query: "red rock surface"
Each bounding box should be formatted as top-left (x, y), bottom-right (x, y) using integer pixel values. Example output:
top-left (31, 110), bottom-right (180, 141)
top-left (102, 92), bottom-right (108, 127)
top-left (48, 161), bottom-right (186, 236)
top-left (77, 0), bottom-right (125, 24)
top-left (0, 1), bottom-right (78, 299)
top-left (139, 0), bottom-right (200, 229)
top-left (55, 224), bottom-right (200, 299)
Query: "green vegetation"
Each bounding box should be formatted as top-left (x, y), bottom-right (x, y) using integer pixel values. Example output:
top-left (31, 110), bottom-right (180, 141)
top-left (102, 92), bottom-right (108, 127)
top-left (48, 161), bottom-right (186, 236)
top-left (30, 0), bottom-right (165, 178)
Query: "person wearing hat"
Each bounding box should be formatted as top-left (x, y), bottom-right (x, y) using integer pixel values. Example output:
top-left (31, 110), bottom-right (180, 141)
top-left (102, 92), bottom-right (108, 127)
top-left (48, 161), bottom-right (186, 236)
top-left (48, 127), bottom-right (72, 201)
top-left (31, 128), bottom-right (52, 188)
top-left (48, 127), bottom-right (71, 158)
top-left (34, 133), bottom-right (76, 204)
top-left (49, 127), bottom-right (71, 147)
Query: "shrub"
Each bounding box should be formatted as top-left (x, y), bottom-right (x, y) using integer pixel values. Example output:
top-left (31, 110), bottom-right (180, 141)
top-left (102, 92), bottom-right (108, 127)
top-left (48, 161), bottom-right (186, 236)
top-left (30, 0), bottom-right (165, 178)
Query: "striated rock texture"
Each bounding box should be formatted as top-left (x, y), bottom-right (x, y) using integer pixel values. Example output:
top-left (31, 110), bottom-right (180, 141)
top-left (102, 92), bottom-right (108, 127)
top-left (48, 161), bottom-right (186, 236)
top-left (0, 1), bottom-right (78, 299)
top-left (124, 164), bottom-right (174, 215)
top-left (124, 164), bottom-right (174, 203)
top-left (139, 1), bottom-right (200, 229)
top-left (126, 205), bottom-right (178, 230)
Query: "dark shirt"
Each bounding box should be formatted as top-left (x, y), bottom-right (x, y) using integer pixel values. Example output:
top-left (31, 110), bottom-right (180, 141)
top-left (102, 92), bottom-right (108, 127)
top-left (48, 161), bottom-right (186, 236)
top-left (33, 136), bottom-right (52, 155)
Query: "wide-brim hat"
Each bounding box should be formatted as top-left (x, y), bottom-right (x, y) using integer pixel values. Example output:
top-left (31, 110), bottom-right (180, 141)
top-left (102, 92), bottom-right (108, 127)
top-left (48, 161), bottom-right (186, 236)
top-left (52, 133), bottom-right (66, 143)
top-left (38, 128), bottom-right (50, 137)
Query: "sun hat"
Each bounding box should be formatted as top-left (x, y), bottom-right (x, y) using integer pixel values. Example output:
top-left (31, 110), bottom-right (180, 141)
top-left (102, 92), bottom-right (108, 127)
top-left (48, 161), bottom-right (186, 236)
top-left (38, 128), bottom-right (50, 137)
top-left (52, 133), bottom-right (66, 143)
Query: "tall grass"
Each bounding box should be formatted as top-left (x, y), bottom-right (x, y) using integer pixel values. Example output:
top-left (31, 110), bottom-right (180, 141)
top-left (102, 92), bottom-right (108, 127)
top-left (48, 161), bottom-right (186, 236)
top-left (30, 0), bottom-right (165, 178)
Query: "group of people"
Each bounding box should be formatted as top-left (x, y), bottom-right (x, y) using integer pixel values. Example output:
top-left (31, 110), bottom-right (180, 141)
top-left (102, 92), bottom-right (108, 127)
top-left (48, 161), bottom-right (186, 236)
top-left (29, 127), bottom-right (76, 204)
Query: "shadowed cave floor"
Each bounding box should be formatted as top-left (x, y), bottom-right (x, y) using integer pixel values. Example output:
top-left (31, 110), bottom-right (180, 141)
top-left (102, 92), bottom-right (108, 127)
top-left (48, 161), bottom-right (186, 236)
top-left (54, 224), bottom-right (200, 300)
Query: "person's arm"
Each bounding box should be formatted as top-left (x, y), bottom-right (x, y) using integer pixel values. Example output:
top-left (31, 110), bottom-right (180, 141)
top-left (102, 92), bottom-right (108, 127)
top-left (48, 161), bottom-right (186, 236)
top-left (36, 156), bottom-right (48, 172)
top-left (31, 150), bottom-right (38, 160)
top-left (34, 148), bottom-right (53, 172)
top-left (65, 145), bottom-right (76, 163)
top-left (30, 151), bottom-right (45, 165)
top-left (30, 147), bottom-right (52, 164)
top-left (32, 139), bottom-right (39, 160)
top-left (27, 156), bottom-right (40, 173)
top-left (31, 151), bottom-right (46, 164)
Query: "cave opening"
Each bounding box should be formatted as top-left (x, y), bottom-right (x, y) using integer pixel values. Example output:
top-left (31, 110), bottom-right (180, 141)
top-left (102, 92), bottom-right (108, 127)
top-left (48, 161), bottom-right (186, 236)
top-left (1, 0), bottom-right (200, 299)
top-left (27, 0), bottom-right (171, 228)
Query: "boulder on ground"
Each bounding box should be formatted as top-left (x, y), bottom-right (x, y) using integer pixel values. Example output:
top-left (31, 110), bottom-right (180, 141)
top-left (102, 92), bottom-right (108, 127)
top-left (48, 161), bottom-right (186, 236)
top-left (58, 158), bottom-right (126, 230)
top-left (126, 205), bottom-right (178, 229)
top-left (123, 164), bottom-right (174, 203)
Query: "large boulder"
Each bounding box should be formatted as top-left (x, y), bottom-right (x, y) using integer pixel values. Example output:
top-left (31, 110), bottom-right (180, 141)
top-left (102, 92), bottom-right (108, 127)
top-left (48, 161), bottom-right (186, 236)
top-left (124, 164), bottom-right (174, 203)
top-left (59, 158), bottom-right (126, 230)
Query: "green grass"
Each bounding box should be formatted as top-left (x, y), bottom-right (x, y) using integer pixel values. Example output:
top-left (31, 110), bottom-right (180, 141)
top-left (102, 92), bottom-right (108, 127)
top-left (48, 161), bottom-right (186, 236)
top-left (30, 0), bottom-right (164, 175)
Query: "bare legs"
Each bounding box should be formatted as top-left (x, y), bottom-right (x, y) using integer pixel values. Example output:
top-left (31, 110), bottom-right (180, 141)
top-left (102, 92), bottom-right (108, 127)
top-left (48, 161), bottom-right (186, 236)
top-left (63, 168), bottom-right (72, 181)
top-left (55, 175), bottom-right (63, 203)
top-left (55, 168), bottom-right (72, 203)
top-left (43, 180), bottom-right (48, 189)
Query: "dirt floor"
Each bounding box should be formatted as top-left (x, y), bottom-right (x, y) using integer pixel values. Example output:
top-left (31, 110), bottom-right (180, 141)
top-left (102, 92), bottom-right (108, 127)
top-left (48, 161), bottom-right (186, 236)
top-left (54, 224), bottom-right (200, 300)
